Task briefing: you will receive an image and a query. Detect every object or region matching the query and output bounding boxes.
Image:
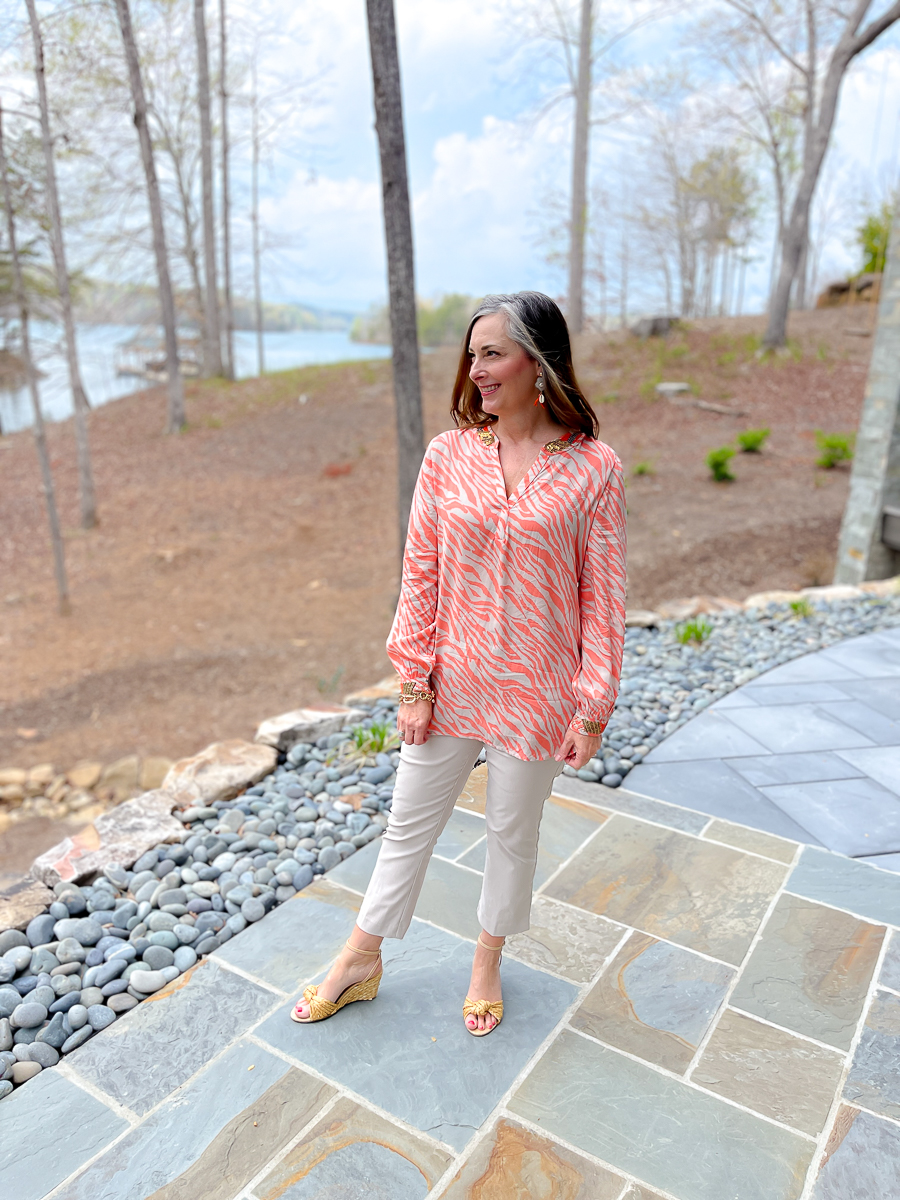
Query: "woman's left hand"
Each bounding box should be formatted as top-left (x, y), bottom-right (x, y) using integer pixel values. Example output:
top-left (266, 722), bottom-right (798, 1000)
top-left (555, 730), bottom-right (601, 771)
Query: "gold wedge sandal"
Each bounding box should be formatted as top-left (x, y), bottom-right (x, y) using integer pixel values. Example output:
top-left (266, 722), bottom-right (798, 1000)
top-left (463, 935), bottom-right (504, 1037)
top-left (290, 941), bottom-right (383, 1023)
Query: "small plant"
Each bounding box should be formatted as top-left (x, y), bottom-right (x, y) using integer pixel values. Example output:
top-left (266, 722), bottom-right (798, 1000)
top-left (632, 460), bottom-right (655, 477)
top-left (815, 430), bottom-right (855, 468)
top-left (736, 427), bottom-right (770, 453)
top-left (789, 597), bottom-right (815, 618)
top-left (350, 720), bottom-right (399, 756)
top-left (676, 617), bottom-right (713, 645)
top-left (706, 445), bottom-right (736, 482)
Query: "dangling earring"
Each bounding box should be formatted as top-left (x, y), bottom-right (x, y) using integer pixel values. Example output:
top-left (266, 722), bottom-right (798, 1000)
top-left (534, 371), bottom-right (545, 406)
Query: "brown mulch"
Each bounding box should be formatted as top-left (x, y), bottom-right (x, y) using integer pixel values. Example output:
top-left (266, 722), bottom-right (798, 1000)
top-left (0, 306), bottom-right (874, 782)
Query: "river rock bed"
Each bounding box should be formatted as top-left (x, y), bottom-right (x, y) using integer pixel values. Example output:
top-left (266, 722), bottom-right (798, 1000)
top-left (0, 710), bottom-right (399, 1100)
top-left (572, 593), bottom-right (900, 788)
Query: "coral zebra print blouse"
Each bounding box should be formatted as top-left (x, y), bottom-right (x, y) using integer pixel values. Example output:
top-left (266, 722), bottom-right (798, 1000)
top-left (387, 424), bottom-right (627, 761)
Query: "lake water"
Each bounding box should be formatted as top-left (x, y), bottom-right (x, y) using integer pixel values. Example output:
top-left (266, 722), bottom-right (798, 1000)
top-left (0, 323), bottom-right (391, 434)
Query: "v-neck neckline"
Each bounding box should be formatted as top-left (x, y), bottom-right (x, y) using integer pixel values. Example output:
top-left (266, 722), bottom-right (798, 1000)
top-left (476, 427), bottom-right (580, 502)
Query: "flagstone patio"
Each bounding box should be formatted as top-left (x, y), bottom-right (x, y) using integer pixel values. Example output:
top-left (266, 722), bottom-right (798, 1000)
top-left (3, 638), bottom-right (900, 1199)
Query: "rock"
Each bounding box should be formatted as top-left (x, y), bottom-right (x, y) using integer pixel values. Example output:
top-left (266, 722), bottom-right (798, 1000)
top-left (743, 589), bottom-right (804, 608)
top-left (0, 930), bottom-right (29, 954)
top-left (56, 938), bottom-right (87, 964)
top-left (10, 1003), bottom-right (47, 1029)
top-left (255, 706), bottom-right (366, 752)
top-left (100, 755), bottom-right (141, 801)
top-left (173, 946), bottom-right (196, 972)
top-left (632, 316), bottom-right (674, 338)
top-left (128, 970), bottom-right (167, 994)
top-left (79, 987), bottom-right (104, 1008)
top-left (625, 609), bottom-right (661, 628)
top-left (0, 768), bottom-right (27, 788)
top-left (0, 876), bottom-right (55, 934)
top-left (194, 935), bottom-right (219, 955)
top-left (240, 898), bottom-right (265, 923)
top-left (48, 992), bottom-right (82, 1015)
top-left (67, 1004), bottom-right (88, 1030)
top-left (147, 912), bottom-right (178, 933)
top-left (25, 913), bottom-right (56, 948)
top-left (156, 888), bottom-right (188, 908)
top-left (11, 1060), bottom-right (41, 1083)
top-left (87, 1004), bottom-right (116, 1032)
top-left (4, 945), bottom-right (32, 972)
top-left (0, 1080), bottom-right (11, 1099)
top-left (292, 865), bottom-right (314, 891)
top-left (0, 1018), bottom-right (10, 1051)
top-left (142, 945), bottom-right (175, 971)
top-left (29, 1041), bottom-right (59, 1067)
top-left (28, 764), bottom-right (55, 788)
top-left (94, 960), bottom-right (126, 989)
top-left (66, 761), bottom-right (103, 790)
top-left (164, 740), bottom-right (277, 807)
top-left (343, 674), bottom-right (400, 705)
top-left (140, 757), bottom-right (173, 791)
top-left (0, 988), bottom-right (20, 1019)
top-left (37, 1011), bottom-right (69, 1048)
top-left (317, 846), bottom-right (341, 871)
top-left (30, 790), bottom-right (183, 888)
top-left (601, 773), bottom-right (623, 788)
top-left (61, 1027), bottom-right (94, 1054)
top-left (107, 993), bottom-right (139, 1014)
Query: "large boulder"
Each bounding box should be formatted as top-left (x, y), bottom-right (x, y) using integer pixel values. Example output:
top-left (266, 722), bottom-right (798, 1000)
top-left (344, 675), bottom-right (400, 705)
top-left (0, 875), bottom-right (55, 933)
top-left (163, 740), bottom-right (277, 807)
top-left (30, 789), bottom-right (183, 887)
top-left (254, 706), bottom-right (366, 752)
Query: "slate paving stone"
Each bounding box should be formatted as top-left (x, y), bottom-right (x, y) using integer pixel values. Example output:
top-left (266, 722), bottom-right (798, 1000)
top-left (619, 1187), bottom-right (670, 1200)
top-left (66, 960), bottom-right (280, 1115)
top-left (413, 855), bottom-right (485, 941)
top-left (212, 879), bottom-right (361, 994)
top-left (509, 1029), bottom-right (814, 1200)
top-left (858, 852), bottom-right (900, 873)
top-left (836, 677), bottom-right (900, 720)
top-left (571, 931), bottom-right (733, 1073)
top-left (459, 795), bottom-right (609, 889)
top-left (622, 760), bottom-right (817, 842)
top-left (545, 815), bottom-right (787, 965)
top-left (0, 1067), bottom-right (128, 1200)
top-left (433, 808), bottom-right (487, 860)
top-left (728, 751), bottom-right (866, 787)
top-left (817, 700), bottom-right (900, 745)
top-left (815, 632), bottom-right (900, 679)
top-left (750, 653), bottom-right (862, 685)
top-left (642, 710), bottom-right (771, 762)
top-left (439, 1116), bottom-right (624, 1200)
top-left (692, 1008), bottom-right (845, 1135)
top-left (760, 777), bottom-right (900, 857)
top-left (811, 1105), bottom-right (900, 1199)
top-left (323, 835), bottom-right (382, 895)
top-left (254, 920), bottom-right (577, 1150)
top-left (62, 1040), bottom-right (335, 1200)
top-left (834, 746), bottom-right (900, 798)
top-left (253, 1096), bottom-right (452, 1200)
top-left (702, 819), bottom-right (798, 864)
top-left (788, 846), bottom-right (900, 928)
top-left (722, 704), bottom-right (874, 755)
top-left (552, 775), bottom-right (707, 834)
top-left (710, 689), bottom-right (759, 709)
top-left (730, 893), bottom-right (885, 1050)
top-left (843, 990), bottom-right (900, 1119)
top-left (880, 931), bottom-right (900, 991)
top-left (505, 895), bottom-right (625, 983)
top-left (454, 763), bottom-right (487, 814)
top-left (739, 681), bottom-right (852, 705)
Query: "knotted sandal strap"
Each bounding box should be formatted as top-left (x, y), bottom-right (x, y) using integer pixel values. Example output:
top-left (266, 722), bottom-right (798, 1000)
top-left (300, 985), bottom-right (339, 1022)
top-left (463, 996), bottom-right (503, 1024)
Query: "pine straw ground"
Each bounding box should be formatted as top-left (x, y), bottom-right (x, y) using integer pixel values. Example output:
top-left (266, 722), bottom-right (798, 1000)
top-left (0, 306), bottom-right (876, 790)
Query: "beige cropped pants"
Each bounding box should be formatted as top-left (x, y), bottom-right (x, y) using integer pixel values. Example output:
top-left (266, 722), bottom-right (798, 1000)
top-left (356, 735), bottom-right (563, 940)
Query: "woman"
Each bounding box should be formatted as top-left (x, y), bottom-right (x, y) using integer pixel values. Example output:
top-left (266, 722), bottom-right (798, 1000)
top-left (292, 291), bottom-right (626, 1035)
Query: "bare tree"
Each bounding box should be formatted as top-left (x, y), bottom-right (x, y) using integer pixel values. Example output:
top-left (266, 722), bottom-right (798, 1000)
top-left (250, 54), bottom-right (264, 376)
top-left (24, 0), bottom-right (97, 530)
top-left (0, 101), bottom-right (69, 614)
top-left (194, 0), bottom-right (221, 376)
top-left (717, 1), bottom-right (900, 348)
top-left (568, 0), bottom-right (592, 334)
top-left (114, 0), bottom-right (185, 432)
top-left (365, 0), bottom-right (424, 551)
top-left (218, 0), bottom-right (234, 380)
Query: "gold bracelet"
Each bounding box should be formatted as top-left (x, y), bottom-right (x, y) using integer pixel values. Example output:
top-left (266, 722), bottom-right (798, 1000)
top-left (579, 719), bottom-right (604, 736)
top-left (399, 681), bottom-right (435, 704)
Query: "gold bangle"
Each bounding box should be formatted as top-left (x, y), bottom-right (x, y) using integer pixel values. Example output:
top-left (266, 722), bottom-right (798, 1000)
top-left (399, 681), bottom-right (435, 704)
top-left (580, 719), bottom-right (604, 736)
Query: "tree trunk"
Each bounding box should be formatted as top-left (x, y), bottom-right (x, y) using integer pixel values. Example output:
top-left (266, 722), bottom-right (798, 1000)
top-left (0, 103), bottom-right (69, 614)
top-left (25, 0), bottom-right (97, 530)
top-left (250, 77), bottom-right (264, 376)
top-left (219, 0), bottom-right (235, 380)
top-left (194, 0), bottom-right (221, 377)
top-left (115, 0), bottom-right (184, 432)
top-left (795, 234), bottom-right (809, 310)
top-left (567, 0), bottom-right (592, 335)
top-left (365, 0), bottom-right (425, 552)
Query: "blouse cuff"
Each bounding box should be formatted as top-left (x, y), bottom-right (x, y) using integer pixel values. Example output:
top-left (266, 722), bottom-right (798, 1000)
top-left (570, 713), bottom-right (608, 737)
top-left (399, 672), bottom-right (432, 695)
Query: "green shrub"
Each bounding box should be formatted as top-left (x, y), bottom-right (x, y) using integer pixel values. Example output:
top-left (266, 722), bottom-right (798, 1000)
top-left (676, 617), bottom-right (712, 645)
top-left (815, 430), bottom-right (854, 468)
top-left (632, 460), bottom-right (655, 477)
top-left (789, 597), bottom-right (814, 618)
top-left (706, 445), bottom-right (736, 482)
top-left (350, 720), bottom-right (399, 755)
top-left (737, 427), bottom-right (770, 453)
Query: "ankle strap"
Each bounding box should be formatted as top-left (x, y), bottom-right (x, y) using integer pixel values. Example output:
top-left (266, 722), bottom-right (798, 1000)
top-left (477, 934), bottom-right (504, 952)
top-left (345, 939), bottom-right (381, 957)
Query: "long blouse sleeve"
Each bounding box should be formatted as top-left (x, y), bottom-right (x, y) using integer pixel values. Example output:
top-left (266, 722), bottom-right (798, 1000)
top-left (570, 457), bottom-right (627, 736)
top-left (386, 443), bottom-right (440, 690)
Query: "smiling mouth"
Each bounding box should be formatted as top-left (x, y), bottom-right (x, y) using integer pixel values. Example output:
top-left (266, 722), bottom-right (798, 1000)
top-left (480, 384), bottom-right (499, 396)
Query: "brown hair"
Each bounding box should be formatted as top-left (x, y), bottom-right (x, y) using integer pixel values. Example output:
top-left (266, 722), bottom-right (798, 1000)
top-left (450, 291), bottom-right (599, 437)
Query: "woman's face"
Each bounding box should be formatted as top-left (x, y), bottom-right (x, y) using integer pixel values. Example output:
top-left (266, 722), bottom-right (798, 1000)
top-left (468, 313), bottom-right (540, 418)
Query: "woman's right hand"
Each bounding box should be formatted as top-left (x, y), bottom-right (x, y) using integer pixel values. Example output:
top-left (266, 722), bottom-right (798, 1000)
top-left (397, 699), bottom-right (432, 745)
